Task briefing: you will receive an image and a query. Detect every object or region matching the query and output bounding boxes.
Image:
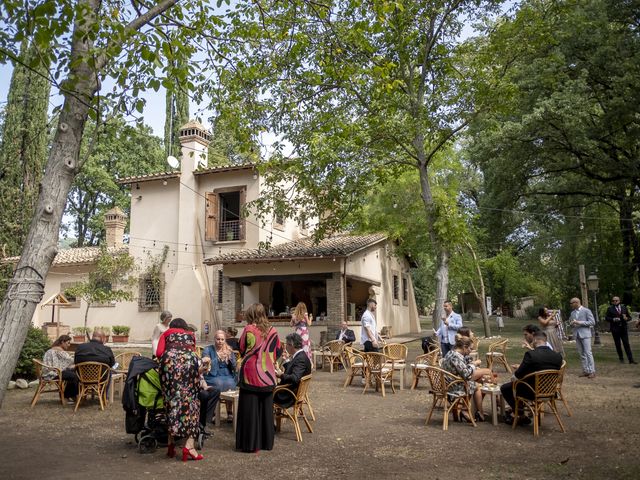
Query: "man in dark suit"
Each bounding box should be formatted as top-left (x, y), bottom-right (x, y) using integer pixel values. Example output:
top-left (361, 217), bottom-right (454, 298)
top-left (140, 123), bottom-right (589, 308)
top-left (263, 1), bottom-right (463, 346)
top-left (605, 296), bottom-right (637, 364)
top-left (274, 333), bottom-right (312, 408)
top-left (335, 320), bottom-right (356, 344)
top-left (75, 328), bottom-right (115, 367)
top-left (500, 331), bottom-right (563, 425)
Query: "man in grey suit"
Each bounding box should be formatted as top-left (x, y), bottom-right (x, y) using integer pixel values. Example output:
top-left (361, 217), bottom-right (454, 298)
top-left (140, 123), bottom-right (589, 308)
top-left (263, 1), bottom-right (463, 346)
top-left (569, 297), bottom-right (596, 378)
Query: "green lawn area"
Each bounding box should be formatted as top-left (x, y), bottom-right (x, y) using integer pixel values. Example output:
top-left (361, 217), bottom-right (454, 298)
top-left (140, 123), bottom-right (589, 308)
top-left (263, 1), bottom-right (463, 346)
top-left (415, 315), bottom-right (639, 370)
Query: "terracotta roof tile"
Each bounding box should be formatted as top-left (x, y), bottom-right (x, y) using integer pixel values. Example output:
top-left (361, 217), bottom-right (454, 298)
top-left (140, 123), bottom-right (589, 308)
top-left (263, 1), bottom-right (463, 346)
top-left (204, 233), bottom-right (387, 265)
top-left (3, 246), bottom-right (129, 267)
top-left (116, 172), bottom-right (179, 185)
top-left (193, 163), bottom-right (255, 175)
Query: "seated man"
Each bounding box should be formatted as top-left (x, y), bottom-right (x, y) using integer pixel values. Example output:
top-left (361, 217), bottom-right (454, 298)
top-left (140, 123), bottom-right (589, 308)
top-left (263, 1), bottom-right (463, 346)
top-left (274, 333), bottom-right (312, 408)
top-left (336, 320), bottom-right (356, 344)
top-left (75, 328), bottom-right (115, 370)
top-left (500, 331), bottom-right (562, 425)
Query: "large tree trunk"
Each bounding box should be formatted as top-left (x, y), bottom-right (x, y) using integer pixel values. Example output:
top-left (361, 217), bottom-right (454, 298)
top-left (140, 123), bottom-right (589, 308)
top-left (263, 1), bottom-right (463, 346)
top-left (0, 0), bottom-right (101, 407)
top-left (416, 153), bottom-right (450, 330)
top-left (0, 0), bottom-right (179, 407)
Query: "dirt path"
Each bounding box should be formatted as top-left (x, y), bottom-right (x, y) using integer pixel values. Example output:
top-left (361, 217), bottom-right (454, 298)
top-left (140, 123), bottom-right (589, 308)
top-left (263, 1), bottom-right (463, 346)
top-left (2, 342), bottom-right (640, 480)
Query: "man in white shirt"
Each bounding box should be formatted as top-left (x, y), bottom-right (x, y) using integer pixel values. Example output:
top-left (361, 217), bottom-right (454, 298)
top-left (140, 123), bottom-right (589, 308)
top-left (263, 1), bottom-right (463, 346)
top-left (361, 298), bottom-right (380, 352)
top-left (436, 300), bottom-right (463, 356)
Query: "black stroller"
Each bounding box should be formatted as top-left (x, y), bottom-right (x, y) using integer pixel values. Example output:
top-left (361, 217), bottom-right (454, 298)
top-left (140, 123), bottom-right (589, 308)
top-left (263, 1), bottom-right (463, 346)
top-left (122, 356), bottom-right (168, 454)
top-left (122, 356), bottom-right (207, 453)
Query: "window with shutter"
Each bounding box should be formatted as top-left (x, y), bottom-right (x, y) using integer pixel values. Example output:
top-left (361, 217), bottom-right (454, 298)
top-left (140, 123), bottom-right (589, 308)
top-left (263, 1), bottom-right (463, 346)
top-left (205, 192), bottom-right (219, 241)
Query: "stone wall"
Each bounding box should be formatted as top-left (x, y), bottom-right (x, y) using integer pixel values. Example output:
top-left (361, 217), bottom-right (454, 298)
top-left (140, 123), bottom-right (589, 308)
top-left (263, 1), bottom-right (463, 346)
top-left (325, 272), bottom-right (344, 340)
top-left (221, 274), bottom-right (241, 328)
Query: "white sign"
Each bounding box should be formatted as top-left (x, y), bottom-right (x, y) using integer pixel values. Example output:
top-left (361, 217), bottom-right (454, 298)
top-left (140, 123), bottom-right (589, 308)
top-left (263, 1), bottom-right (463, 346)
top-left (486, 296), bottom-right (492, 314)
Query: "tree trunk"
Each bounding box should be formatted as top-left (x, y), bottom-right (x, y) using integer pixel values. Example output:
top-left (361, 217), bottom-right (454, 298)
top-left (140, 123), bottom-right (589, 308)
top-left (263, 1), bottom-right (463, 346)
top-left (416, 152), bottom-right (450, 330)
top-left (619, 190), bottom-right (640, 305)
top-left (0, 0), bottom-right (101, 407)
top-left (466, 242), bottom-right (491, 338)
top-left (0, 0), bottom-right (179, 407)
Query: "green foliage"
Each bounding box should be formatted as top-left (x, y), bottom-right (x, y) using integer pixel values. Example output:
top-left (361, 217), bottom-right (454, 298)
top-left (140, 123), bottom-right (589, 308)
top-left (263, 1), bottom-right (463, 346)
top-left (468, 0), bottom-right (640, 304)
top-left (64, 117), bottom-right (165, 246)
top-left (71, 326), bottom-right (90, 335)
top-left (112, 325), bottom-right (130, 335)
top-left (0, 38), bottom-right (51, 257)
top-left (14, 326), bottom-right (51, 380)
top-left (524, 305), bottom-right (540, 320)
top-left (66, 245), bottom-right (136, 331)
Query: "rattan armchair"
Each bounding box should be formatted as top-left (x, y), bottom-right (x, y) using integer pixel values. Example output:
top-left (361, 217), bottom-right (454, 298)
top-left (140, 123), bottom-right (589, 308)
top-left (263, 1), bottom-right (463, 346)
top-left (114, 351), bottom-right (141, 375)
top-left (512, 369), bottom-right (565, 436)
top-left (556, 360), bottom-right (571, 416)
top-left (361, 352), bottom-right (395, 397)
top-left (273, 374), bottom-right (314, 442)
top-left (321, 340), bottom-right (345, 373)
top-left (383, 343), bottom-right (408, 390)
top-left (74, 361), bottom-right (111, 412)
top-left (411, 349), bottom-right (440, 390)
top-left (486, 339), bottom-right (511, 373)
top-left (424, 365), bottom-right (476, 431)
top-left (30, 359), bottom-right (66, 407)
top-left (342, 346), bottom-right (365, 388)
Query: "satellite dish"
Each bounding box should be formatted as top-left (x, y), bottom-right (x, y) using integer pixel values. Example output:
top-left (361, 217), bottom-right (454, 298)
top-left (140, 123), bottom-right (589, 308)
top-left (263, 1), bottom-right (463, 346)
top-left (167, 155), bottom-right (179, 169)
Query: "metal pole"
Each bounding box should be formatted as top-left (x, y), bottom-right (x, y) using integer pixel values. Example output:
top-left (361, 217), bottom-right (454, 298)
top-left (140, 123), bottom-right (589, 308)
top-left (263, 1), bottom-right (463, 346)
top-left (593, 290), bottom-right (601, 345)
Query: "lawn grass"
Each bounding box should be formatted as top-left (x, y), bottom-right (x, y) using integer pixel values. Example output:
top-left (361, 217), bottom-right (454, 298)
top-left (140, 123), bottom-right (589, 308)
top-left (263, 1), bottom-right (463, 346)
top-left (417, 315), bottom-right (639, 370)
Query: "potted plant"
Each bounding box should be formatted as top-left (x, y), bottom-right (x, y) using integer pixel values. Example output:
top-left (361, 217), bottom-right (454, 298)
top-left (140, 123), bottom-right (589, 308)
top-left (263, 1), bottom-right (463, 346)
top-left (226, 228), bottom-right (235, 241)
top-left (111, 325), bottom-right (130, 343)
top-left (71, 326), bottom-right (90, 343)
top-left (100, 326), bottom-right (112, 343)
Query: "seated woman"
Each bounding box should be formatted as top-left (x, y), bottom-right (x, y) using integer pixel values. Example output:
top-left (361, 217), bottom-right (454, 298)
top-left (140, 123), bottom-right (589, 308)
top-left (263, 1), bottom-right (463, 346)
top-left (441, 336), bottom-right (492, 422)
top-left (43, 334), bottom-right (78, 403)
top-left (202, 330), bottom-right (237, 421)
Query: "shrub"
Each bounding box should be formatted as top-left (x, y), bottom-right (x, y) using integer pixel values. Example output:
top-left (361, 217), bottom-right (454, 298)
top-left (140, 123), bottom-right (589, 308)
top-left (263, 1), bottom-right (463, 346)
top-left (72, 326), bottom-right (91, 335)
top-left (524, 305), bottom-right (540, 319)
top-left (112, 325), bottom-right (130, 335)
top-left (14, 326), bottom-right (51, 380)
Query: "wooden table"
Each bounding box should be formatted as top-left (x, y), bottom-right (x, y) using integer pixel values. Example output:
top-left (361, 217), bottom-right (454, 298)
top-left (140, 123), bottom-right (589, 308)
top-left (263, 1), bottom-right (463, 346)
top-left (481, 385), bottom-right (505, 426)
top-left (215, 390), bottom-right (240, 432)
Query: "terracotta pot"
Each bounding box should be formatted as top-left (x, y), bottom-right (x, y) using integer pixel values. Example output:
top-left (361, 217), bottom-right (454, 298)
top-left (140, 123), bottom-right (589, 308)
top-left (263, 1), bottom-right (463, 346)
top-left (72, 335), bottom-right (86, 343)
top-left (111, 335), bottom-right (128, 343)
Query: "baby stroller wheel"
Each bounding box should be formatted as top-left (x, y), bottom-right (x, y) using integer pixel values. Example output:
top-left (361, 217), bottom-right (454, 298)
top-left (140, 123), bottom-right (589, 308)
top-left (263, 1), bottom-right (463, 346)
top-left (135, 428), bottom-right (150, 445)
top-left (138, 435), bottom-right (157, 454)
top-left (196, 431), bottom-right (205, 450)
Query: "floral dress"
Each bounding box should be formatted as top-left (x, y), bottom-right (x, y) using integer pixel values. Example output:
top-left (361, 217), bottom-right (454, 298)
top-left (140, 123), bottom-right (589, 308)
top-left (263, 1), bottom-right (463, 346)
top-left (159, 331), bottom-right (201, 438)
top-left (292, 315), bottom-right (312, 362)
top-left (441, 350), bottom-right (476, 397)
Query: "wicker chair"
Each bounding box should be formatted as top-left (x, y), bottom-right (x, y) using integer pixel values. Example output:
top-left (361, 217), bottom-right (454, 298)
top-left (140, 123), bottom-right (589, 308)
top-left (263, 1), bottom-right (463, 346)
top-left (383, 343), bottom-right (408, 390)
top-left (321, 340), bottom-right (345, 373)
top-left (74, 362), bottom-right (111, 412)
top-left (469, 335), bottom-right (480, 362)
top-left (273, 374), bottom-right (314, 442)
top-left (361, 352), bottom-right (395, 397)
top-left (424, 365), bottom-right (476, 431)
top-left (30, 359), bottom-right (66, 407)
top-left (411, 349), bottom-right (440, 390)
top-left (486, 339), bottom-right (511, 373)
top-left (554, 360), bottom-right (571, 416)
top-left (342, 346), bottom-right (365, 388)
top-left (195, 345), bottom-right (204, 358)
top-left (512, 369), bottom-right (565, 436)
top-left (114, 351), bottom-right (141, 376)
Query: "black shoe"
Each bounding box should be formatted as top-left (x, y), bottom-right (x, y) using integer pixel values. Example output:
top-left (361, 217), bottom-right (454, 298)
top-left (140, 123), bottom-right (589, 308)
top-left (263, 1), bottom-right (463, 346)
top-left (518, 416), bottom-right (532, 426)
top-left (620, 359), bottom-right (625, 364)
top-left (474, 412), bottom-right (485, 422)
top-left (503, 414), bottom-right (514, 424)
top-left (630, 360), bottom-right (638, 364)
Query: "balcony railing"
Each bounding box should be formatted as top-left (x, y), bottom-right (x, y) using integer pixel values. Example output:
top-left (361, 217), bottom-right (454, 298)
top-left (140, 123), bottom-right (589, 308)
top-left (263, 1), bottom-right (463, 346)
top-left (219, 220), bottom-right (243, 241)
